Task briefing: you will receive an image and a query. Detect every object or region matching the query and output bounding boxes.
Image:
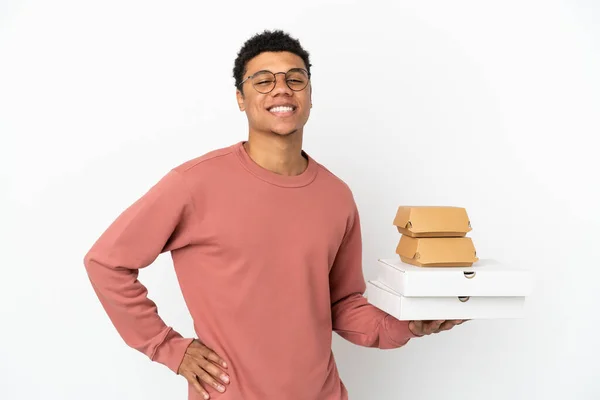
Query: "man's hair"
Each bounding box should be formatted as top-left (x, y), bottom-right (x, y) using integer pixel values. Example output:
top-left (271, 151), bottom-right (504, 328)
top-left (233, 30), bottom-right (311, 93)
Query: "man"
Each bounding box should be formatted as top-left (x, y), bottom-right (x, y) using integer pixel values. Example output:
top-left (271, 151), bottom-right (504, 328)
top-left (83, 30), bottom-right (464, 400)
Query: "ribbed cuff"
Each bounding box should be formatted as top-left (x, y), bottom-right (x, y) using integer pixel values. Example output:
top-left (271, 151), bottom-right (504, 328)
top-left (151, 329), bottom-right (195, 374)
top-left (379, 315), bottom-right (418, 349)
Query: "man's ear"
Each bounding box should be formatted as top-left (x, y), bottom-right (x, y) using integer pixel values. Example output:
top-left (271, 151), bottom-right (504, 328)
top-left (236, 89), bottom-right (245, 111)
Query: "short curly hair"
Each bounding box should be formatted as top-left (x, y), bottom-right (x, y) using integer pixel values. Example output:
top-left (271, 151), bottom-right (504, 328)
top-left (233, 30), bottom-right (311, 94)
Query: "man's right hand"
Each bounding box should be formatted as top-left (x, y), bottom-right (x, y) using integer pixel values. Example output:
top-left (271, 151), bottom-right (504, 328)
top-left (178, 339), bottom-right (230, 399)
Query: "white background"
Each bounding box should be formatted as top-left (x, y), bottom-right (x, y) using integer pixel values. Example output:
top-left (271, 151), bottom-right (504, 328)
top-left (1, 0), bottom-right (599, 399)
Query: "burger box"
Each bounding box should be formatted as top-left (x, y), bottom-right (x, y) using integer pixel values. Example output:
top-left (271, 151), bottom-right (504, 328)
top-left (395, 236), bottom-right (478, 267)
top-left (393, 206), bottom-right (472, 237)
top-left (366, 258), bottom-right (533, 320)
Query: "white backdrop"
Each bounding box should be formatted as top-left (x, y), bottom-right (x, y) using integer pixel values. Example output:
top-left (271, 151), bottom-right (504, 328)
top-left (1, 1), bottom-right (599, 399)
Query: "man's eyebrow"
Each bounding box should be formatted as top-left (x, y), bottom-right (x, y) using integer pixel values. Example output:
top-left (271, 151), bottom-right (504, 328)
top-left (249, 67), bottom-right (304, 75)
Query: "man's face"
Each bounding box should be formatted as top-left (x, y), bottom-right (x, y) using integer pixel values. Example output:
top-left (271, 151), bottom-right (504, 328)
top-left (236, 51), bottom-right (312, 137)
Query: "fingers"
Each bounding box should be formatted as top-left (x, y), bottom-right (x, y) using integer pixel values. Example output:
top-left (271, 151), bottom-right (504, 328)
top-left (193, 362), bottom-right (227, 394)
top-left (180, 340), bottom-right (231, 399)
top-left (190, 342), bottom-right (230, 385)
top-left (200, 358), bottom-right (230, 385)
top-left (204, 348), bottom-right (229, 369)
top-left (409, 320), bottom-right (442, 336)
top-left (409, 320), bottom-right (424, 336)
top-left (180, 369), bottom-right (210, 400)
top-left (433, 319), bottom-right (468, 333)
top-left (424, 320), bottom-right (444, 334)
top-left (438, 320), bottom-right (456, 331)
top-left (411, 319), bottom-right (468, 336)
top-left (194, 379), bottom-right (210, 400)
top-left (189, 340), bottom-right (228, 369)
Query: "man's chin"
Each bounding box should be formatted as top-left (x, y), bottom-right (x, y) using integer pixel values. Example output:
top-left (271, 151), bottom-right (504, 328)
top-left (270, 128), bottom-right (298, 137)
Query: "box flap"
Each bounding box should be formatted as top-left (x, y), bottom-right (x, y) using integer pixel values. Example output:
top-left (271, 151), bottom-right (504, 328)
top-left (395, 233), bottom-right (419, 259)
top-left (396, 236), bottom-right (478, 267)
top-left (393, 206), bottom-right (472, 237)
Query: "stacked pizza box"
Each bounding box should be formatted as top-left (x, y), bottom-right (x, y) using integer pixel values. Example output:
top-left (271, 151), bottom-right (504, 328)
top-left (366, 206), bottom-right (533, 320)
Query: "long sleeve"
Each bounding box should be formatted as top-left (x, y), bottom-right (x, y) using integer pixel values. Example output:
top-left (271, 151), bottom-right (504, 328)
top-left (83, 169), bottom-right (196, 374)
top-left (329, 200), bottom-right (418, 349)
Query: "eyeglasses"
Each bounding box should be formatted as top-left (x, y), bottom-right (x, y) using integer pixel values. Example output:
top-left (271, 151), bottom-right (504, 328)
top-left (239, 68), bottom-right (310, 94)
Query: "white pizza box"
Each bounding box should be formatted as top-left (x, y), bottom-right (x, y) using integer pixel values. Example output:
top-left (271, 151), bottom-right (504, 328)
top-left (374, 258), bottom-right (533, 297)
top-left (366, 280), bottom-right (526, 320)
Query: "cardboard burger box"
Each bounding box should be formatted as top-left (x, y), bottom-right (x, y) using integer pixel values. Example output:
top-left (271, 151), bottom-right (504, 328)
top-left (393, 206), bottom-right (478, 267)
top-left (366, 258), bottom-right (533, 320)
top-left (396, 236), bottom-right (478, 267)
top-left (393, 206), bottom-right (472, 237)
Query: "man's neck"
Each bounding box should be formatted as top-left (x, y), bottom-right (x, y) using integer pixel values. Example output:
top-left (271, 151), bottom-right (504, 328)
top-left (244, 131), bottom-right (308, 177)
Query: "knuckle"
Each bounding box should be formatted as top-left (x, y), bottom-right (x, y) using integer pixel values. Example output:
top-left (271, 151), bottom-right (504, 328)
top-left (200, 348), bottom-right (212, 358)
top-left (198, 371), bottom-right (214, 385)
top-left (204, 363), bottom-right (219, 376)
top-left (198, 359), bottom-right (211, 370)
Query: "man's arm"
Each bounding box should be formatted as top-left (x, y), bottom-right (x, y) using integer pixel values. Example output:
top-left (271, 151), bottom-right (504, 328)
top-left (329, 199), bottom-right (418, 349)
top-left (83, 169), bottom-right (196, 373)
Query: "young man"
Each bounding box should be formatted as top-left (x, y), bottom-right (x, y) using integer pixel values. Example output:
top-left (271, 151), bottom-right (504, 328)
top-left (83, 30), bottom-right (464, 400)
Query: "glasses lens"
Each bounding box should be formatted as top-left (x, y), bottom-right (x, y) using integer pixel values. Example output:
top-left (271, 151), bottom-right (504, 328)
top-left (286, 69), bottom-right (309, 91)
top-left (251, 71), bottom-right (276, 93)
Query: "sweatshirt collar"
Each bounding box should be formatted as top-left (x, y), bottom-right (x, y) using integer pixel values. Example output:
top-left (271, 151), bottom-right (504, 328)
top-left (234, 141), bottom-right (319, 188)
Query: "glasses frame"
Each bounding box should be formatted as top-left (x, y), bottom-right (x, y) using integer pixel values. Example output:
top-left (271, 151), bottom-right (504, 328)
top-left (239, 68), bottom-right (311, 94)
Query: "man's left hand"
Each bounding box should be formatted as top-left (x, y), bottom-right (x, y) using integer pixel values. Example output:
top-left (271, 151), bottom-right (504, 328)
top-left (409, 320), bottom-right (467, 337)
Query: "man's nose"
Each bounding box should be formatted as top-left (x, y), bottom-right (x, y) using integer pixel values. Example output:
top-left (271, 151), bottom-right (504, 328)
top-left (271, 73), bottom-right (292, 95)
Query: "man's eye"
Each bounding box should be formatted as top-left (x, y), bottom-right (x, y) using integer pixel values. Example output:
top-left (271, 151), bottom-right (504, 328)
top-left (257, 80), bottom-right (273, 85)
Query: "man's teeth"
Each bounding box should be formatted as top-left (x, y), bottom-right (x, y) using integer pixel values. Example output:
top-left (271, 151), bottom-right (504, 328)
top-left (269, 106), bottom-right (294, 113)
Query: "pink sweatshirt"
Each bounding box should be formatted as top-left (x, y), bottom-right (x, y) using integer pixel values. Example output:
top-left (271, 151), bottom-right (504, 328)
top-left (83, 141), bottom-right (416, 400)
